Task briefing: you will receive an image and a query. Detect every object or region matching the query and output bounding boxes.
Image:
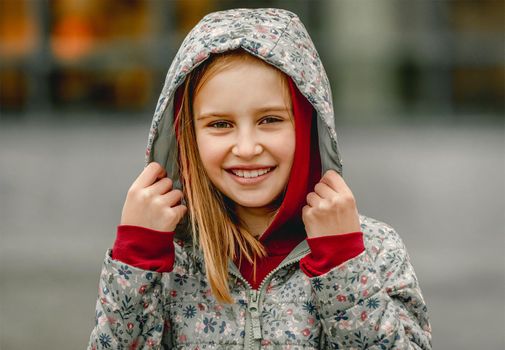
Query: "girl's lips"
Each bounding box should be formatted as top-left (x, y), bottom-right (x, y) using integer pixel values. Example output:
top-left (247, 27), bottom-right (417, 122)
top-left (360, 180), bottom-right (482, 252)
top-left (225, 166), bottom-right (276, 185)
top-left (226, 165), bottom-right (275, 171)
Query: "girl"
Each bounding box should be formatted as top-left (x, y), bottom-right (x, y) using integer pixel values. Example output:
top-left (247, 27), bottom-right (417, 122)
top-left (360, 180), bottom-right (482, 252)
top-left (89, 8), bottom-right (431, 350)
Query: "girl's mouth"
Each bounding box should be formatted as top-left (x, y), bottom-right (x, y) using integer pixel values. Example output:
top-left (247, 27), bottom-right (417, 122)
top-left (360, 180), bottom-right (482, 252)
top-left (229, 167), bottom-right (273, 178)
top-left (226, 167), bottom-right (276, 184)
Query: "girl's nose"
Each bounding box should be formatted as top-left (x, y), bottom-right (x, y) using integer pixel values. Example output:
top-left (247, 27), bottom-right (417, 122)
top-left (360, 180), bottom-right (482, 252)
top-left (231, 138), bottom-right (263, 158)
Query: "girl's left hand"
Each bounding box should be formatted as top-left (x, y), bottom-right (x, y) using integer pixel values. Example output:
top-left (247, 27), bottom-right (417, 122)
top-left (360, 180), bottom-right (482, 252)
top-left (302, 170), bottom-right (361, 238)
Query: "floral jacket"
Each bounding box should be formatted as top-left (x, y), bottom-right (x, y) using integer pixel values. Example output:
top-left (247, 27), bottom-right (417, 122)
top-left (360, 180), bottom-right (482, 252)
top-left (88, 8), bottom-right (431, 349)
top-left (88, 215), bottom-right (430, 349)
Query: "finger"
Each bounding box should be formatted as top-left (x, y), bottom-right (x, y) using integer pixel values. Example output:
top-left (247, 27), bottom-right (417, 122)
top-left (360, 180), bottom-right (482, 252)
top-left (161, 189), bottom-right (184, 207)
top-left (320, 169), bottom-right (352, 195)
top-left (306, 192), bottom-right (322, 208)
top-left (150, 177), bottom-right (173, 195)
top-left (301, 205), bottom-right (313, 222)
top-left (172, 204), bottom-right (187, 222)
top-left (302, 204), bottom-right (311, 218)
top-left (133, 162), bottom-right (167, 189)
top-left (314, 182), bottom-right (335, 199)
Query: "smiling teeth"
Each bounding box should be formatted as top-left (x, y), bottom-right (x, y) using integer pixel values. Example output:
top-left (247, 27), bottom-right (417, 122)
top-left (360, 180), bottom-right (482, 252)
top-left (231, 168), bottom-right (271, 178)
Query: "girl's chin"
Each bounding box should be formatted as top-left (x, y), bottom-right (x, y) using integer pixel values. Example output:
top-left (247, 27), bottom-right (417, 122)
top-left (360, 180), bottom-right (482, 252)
top-left (221, 186), bottom-right (286, 212)
top-left (233, 199), bottom-right (276, 210)
top-left (230, 193), bottom-right (285, 212)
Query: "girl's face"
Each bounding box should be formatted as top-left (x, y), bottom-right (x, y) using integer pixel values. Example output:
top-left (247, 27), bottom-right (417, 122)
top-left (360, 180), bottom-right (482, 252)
top-left (193, 59), bottom-right (295, 212)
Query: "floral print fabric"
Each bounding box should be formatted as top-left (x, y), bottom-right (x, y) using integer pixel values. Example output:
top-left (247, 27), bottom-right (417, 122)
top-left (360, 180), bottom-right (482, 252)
top-left (88, 215), bottom-right (431, 349)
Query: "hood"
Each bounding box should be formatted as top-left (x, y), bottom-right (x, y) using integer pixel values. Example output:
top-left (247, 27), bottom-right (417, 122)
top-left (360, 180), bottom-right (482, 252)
top-left (145, 8), bottom-right (343, 245)
top-left (146, 8), bottom-right (342, 176)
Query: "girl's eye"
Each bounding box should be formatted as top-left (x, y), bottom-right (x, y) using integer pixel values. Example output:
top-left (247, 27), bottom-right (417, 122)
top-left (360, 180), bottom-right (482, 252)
top-left (209, 121), bottom-right (232, 128)
top-left (259, 116), bottom-right (282, 124)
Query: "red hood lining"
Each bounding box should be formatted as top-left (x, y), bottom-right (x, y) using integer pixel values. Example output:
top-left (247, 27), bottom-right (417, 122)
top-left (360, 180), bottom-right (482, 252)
top-left (256, 78), bottom-right (321, 254)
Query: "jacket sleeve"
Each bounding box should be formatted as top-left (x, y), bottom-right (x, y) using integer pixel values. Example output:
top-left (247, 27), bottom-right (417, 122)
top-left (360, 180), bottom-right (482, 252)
top-left (300, 231), bottom-right (365, 276)
top-left (87, 250), bottom-right (172, 350)
top-left (88, 226), bottom-right (177, 349)
top-left (309, 226), bottom-right (432, 349)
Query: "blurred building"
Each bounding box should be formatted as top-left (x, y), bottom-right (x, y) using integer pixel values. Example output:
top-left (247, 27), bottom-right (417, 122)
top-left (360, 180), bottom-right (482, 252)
top-left (0, 0), bottom-right (503, 121)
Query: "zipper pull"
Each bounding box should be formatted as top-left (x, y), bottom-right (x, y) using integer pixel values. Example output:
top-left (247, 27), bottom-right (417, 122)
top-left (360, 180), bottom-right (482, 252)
top-left (248, 290), bottom-right (262, 339)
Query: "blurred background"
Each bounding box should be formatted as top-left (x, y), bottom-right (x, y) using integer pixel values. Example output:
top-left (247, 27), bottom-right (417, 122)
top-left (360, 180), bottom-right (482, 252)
top-left (0, 0), bottom-right (503, 349)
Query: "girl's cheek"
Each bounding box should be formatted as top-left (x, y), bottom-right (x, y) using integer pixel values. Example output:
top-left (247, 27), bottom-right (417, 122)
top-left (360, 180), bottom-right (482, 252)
top-left (275, 130), bottom-right (295, 159)
top-left (197, 136), bottom-right (229, 164)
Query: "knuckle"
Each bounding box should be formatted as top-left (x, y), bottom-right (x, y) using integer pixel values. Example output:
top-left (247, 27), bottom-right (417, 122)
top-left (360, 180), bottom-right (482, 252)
top-left (150, 162), bottom-right (164, 175)
top-left (329, 196), bottom-right (340, 206)
top-left (324, 169), bottom-right (336, 179)
top-left (168, 190), bottom-right (182, 202)
top-left (335, 195), bottom-right (355, 210)
top-left (145, 163), bottom-right (155, 173)
top-left (342, 194), bottom-right (356, 206)
top-left (151, 195), bottom-right (164, 207)
top-left (158, 177), bottom-right (170, 187)
top-left (127, 185), bottom-right (137, 197)
top-left (320, 200), bottom-right (332, 211)
top-left (138, 189), bottom-right (153, 202)
top-left (165, 208), bottom-right (177, 221)
top-left (131, 188), bottom-right (148, 202)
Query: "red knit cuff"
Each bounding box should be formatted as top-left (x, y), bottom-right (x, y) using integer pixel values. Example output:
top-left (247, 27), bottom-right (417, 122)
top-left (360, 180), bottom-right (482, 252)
top-left (300, 231), bottom-right (364, 277)
top-left (111, 225), bottom-right (175, 273)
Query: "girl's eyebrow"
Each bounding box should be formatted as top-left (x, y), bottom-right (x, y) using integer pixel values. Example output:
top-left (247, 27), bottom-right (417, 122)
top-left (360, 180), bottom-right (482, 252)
top-left (196, 106), bottom-right (290, 120)
top-left (255, 106), bottom-right (291, 114)
top-left (195, 113), bottom-right (224, 121)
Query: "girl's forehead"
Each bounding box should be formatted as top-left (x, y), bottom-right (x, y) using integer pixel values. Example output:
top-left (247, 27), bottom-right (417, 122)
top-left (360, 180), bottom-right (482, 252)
top-left (193, 62), bottom-right (291, 116)
top-left (202, 56), bottom-right (282, 84)
top-left (195, 58), bottom-right (290, 107)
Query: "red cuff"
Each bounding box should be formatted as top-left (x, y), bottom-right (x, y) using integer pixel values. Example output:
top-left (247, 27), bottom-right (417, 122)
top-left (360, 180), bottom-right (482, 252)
top-left (111, 225), bottom-right (175, 273)
top-left (299, 231), bottom-right (364, 277)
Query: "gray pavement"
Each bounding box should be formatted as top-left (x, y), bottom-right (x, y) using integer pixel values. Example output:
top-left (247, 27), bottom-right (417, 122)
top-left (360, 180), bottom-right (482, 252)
top-left (1, 118), bottom-right (504, 349)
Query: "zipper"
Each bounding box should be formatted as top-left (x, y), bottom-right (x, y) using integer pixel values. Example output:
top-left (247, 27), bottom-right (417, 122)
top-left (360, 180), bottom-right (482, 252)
top-left (229, 245), bottom-right (310, 349)
top-left (248, 290), bottom-right (262, 340)
top-left (228, 267), bottom-right (259, 350)
top-left (189, 241), bottom-right (310, 349)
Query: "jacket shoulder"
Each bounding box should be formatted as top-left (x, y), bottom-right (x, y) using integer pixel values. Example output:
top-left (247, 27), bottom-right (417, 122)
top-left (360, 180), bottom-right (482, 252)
top-left (358, 214), bottom-right (408, 261)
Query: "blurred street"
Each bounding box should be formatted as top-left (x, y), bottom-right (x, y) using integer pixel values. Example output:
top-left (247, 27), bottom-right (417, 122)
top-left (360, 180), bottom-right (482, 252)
top-left (0, 118), bottom-right (503, 349)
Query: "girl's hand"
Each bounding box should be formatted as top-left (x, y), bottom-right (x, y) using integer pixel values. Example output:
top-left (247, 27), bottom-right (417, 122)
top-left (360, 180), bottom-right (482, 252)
top-left (120, 162), bottom-right (187, 232)
top-left (302, 170), bottom-right (361, 238)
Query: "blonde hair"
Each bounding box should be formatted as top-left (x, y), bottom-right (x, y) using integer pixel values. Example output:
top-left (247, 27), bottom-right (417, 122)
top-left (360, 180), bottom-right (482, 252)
top-left (176, 50), bottom-right (291, 303)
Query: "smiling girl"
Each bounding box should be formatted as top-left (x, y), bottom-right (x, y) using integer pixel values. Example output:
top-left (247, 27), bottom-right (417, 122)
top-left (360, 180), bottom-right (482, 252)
top-left (88, 8), bottom-right (431, 349)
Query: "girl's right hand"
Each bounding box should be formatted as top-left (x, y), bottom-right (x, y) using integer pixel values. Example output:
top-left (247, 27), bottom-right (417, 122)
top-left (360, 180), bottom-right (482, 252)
top-left (120, 162), bottom-right (187, 232)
